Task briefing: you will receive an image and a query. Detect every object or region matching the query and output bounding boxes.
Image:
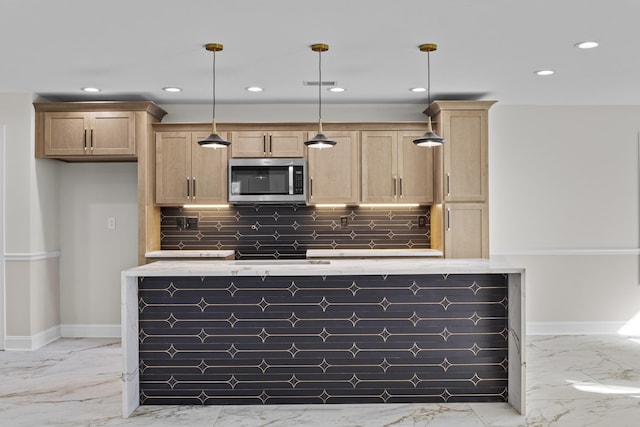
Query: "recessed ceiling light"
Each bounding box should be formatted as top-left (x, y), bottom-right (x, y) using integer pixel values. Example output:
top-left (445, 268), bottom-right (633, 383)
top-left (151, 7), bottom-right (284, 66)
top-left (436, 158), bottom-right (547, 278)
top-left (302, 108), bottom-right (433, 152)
top-left (409, 87), bottom-right (427, 93)
top-left (534, 70), bottom-right (555, 76)
top-left (246, 86), bottom-right (263, 92)
top-left (82, 87), bottom-right (100, 92)
top-left (574, 41), bottom-right (599, 49)
top-left (162, 87), bottom-right (182, 92)
top-left (328, 87), bottom-right (345, 92)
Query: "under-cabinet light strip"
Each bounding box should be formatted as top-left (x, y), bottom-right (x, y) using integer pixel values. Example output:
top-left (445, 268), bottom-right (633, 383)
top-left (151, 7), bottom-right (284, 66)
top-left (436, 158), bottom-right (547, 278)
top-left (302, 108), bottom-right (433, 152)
top-left (359, 203), bottom-right (420, 207)
top-left (183, 204), bottom-right (230, 209)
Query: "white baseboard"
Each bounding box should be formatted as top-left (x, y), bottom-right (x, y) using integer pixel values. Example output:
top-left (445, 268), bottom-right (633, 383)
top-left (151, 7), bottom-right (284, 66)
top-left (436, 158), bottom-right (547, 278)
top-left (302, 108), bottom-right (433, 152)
top-left (60, 323), bottom-right (121, 338)
top-left (5, 325), bottom-right (61, 351)
top-left (4, 324), bottom-right (120, 350)
top-left (527, 321), bottom-right (628, 335)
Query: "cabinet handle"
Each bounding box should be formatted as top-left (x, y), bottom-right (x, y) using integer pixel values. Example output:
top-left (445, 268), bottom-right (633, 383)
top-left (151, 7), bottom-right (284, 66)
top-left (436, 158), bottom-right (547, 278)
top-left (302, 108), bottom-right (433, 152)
top-left (310, 177), bottom-right (313, 197)
top-left (90, 129), bottom-right (94, 151)
top-left (192, 178), bottom-right (196, 198)
top-left (263, 133), bottom-right (267, 156)
top-left (269, 133), bottom-right (273, 156)
top-left (399, 177), bottom-right (403, 197)
top-left (186, 178), bottom-right (190, 199)
top-left (447, 208), bottom-right (451, 231)
top-left (83, 129), bottom-right (87, 151)
top-left (393, 177), bottom-right (397, 197)
top-left (446, 173), bottom-right (450, 196)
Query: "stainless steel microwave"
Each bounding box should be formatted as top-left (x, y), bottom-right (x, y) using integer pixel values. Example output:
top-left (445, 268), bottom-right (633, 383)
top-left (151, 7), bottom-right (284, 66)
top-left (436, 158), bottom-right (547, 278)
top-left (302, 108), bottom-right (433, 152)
top-left (228, 158), bottom-right (306, 204)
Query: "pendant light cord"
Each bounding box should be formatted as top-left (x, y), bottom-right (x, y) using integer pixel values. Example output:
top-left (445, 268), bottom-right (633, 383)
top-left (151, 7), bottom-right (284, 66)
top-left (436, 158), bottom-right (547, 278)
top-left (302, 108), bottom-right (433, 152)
top-left (427, 50), bottom-right (431, 116)
top-left (318, 49), bottom-right (322, 125)
top-left (212, 49), bottom-right (217, 124)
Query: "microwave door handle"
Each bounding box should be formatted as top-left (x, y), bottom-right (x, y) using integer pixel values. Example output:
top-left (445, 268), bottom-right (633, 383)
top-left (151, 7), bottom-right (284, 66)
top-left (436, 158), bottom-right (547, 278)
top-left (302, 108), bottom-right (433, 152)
top-left (289, 166), bottom-right (294, 195)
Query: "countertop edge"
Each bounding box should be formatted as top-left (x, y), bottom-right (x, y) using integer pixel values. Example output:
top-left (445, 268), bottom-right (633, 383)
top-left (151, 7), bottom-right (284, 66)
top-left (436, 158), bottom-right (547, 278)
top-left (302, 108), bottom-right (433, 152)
top-left (145, 250), bottom-right (235, 258)
top-left (306, 249), bottom-right (443, 258)
top-left (124, 259), bottom-right (525, 277)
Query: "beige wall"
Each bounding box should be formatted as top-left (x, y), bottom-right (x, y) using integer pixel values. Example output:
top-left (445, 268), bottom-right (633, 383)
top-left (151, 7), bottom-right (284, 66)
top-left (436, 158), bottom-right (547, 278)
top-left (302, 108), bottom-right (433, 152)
top-left (59, 163), bottom-right (138, 326)
top-left (489, 105), bottom-right (640, 333)
top-left (5, 256), bottom-right (60, 336)
top-left (1, 93), bottom-right (61, 349)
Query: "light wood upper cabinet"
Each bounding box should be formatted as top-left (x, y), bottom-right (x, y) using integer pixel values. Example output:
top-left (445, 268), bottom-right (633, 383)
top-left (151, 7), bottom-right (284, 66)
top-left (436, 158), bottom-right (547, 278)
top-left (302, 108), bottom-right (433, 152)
top-left (361, 130), bottom-right (434, 204)
top-left (432, 101), bottom-right (495, 203)
top-left (34, 102), bottom-right (167, 161)
top-left (155, 131), bottom-right (228, 205)
top-left (43, 111), bottom-right (135, 157)
top-left (429, 101), bottom-right (496, 259)
top-left (398, 132), bottom-right (435, 203)
top-left (230, 130), bottom-right (305, 157)
top-left (307, 131), bottom-right (359, 204)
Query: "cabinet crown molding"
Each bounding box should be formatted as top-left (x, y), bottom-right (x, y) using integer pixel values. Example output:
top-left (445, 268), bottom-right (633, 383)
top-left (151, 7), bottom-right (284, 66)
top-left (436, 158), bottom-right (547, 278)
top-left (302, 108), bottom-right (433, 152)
top-left (153, 121), bottom-right (430, 132)
top-left (34, 101), bottom-right (167, 121)
top-left (427, 100), bottom-right (497, 116)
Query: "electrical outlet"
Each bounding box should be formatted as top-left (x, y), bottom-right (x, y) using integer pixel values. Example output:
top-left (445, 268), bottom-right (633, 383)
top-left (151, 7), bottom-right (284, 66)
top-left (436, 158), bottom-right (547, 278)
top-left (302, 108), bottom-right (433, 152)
top-left (418, 216), bottom-right (427, 228)
top-left (340, 216), bottom-right (349, 228)
top-left (107, 217), bottom-right (116, 230)
top-left (176, 217), bottom-right (186, 230)
top-left (186, 217), bottom-right (198, 230)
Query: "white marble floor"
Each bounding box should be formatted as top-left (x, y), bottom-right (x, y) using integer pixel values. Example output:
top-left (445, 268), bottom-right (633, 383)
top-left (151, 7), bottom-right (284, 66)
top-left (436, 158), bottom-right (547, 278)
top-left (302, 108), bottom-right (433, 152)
top-left (1, 335), bottom-right (639, 426)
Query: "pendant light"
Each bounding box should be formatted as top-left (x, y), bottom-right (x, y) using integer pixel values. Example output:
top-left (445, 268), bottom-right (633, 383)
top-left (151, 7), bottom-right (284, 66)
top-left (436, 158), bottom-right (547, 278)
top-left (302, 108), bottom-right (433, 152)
top-left (198, 43), bottom-right (230, 148)
top-left (304, 43), bottom-right (336, 148)
top-left (413, 43), bottom-right (445, 147)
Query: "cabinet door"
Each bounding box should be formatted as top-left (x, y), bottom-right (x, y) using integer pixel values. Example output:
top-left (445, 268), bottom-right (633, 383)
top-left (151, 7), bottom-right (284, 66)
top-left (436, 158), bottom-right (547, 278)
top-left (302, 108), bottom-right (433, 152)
top-left (231, 130), bottom-right (305, 157)
top-left (307, 131), bottom-right (359, 204)
top-left (444, 203), bottom-right (488, 258)
top-left (43, 112), bottom-right (89, 156)
top-left (155, 132), bottom-right (191, 205)
top-left (441, 110), bottom-right (488, 202)
top-left (230, 131), bottom-right (268, 157)
top-left (191, 132), bottom-right (229, 204)
top-left (268, 131), bottom-right (305, 157)
top-left (90, 111), bottom-right (136, 156)
top-left (361, 131), bottom-right (398, 203)
top-left (398, 131), bottom-right (434, 204)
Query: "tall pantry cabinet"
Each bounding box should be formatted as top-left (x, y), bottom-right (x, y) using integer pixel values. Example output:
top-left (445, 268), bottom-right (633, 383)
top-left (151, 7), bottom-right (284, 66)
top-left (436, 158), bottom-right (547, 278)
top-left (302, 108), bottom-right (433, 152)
top-left (429, 100), bottom-right (496, 258)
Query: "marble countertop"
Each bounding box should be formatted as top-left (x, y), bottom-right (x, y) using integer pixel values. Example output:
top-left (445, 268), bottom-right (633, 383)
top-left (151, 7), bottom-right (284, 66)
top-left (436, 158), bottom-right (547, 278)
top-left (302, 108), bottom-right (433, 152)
top-left (145, 250), bottom-right (235, 258)
top-left (125, 258), bottom-right (524, 277)
top-left (306, 249), bottom-right (443, 258)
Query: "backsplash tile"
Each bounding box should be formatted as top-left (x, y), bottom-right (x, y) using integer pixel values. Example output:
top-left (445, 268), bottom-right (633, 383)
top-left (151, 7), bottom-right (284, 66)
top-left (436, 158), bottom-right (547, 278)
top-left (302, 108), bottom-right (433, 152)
top-left (161, 205), bottom-right (430, 259)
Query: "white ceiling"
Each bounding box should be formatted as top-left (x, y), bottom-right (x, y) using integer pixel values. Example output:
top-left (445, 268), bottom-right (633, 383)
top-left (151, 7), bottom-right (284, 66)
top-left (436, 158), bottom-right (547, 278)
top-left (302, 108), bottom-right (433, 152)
top-left (2, 0), bottom-right (639, 106)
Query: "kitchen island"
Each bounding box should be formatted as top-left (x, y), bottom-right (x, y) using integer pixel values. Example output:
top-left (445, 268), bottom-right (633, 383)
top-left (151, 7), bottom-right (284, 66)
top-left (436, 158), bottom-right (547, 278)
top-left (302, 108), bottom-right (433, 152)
top-left (121, 259), bottom-right (525, 417)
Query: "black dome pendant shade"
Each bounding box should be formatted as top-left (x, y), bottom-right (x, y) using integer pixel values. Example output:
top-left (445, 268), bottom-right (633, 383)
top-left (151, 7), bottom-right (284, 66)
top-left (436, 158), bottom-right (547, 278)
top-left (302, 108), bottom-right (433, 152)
top-left (198, 129), bottom-right (229, 147)
top-left (304, 43), bottom-right (336, 148)
top-left (199, 43), bottom-right (230, 148)
top-left (413, 43), bottom-right (445, 147)
top-left (413, 116), bottom-right (445, 147)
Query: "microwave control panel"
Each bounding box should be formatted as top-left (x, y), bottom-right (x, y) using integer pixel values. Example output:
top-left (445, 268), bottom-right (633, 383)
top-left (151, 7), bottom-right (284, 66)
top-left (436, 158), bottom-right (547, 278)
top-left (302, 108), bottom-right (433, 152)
top-left (293, 166), bottom-right (304, 194)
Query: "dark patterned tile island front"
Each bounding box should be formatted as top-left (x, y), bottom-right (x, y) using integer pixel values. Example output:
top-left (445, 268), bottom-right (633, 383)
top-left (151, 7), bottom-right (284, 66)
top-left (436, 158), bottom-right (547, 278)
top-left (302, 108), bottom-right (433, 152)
top-left (160, 205), bottom-right (431, 259)
top-left (138, 273), bottom-right (509, 405)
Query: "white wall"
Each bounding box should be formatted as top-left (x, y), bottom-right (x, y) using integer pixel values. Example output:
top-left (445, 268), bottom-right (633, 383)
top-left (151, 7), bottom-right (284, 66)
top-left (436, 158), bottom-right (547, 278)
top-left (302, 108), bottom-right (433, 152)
top-left (0, 93), bottom-right (61, 349)
top-left (59, 163), bottom-right (138, 333)
top-left (489, 105), bottom-right (640, 334)
top-left (0, 93), bottom-right (60, 253)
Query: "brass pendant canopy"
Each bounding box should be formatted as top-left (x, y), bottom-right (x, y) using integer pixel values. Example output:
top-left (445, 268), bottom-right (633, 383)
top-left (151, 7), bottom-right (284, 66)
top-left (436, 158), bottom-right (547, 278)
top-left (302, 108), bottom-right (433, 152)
top-left (199, 43), bottom-right (230, 148)
top-left (413, 43), bottom-right (445, 147)
top-left (305, 43), bottom-right (336, 148)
